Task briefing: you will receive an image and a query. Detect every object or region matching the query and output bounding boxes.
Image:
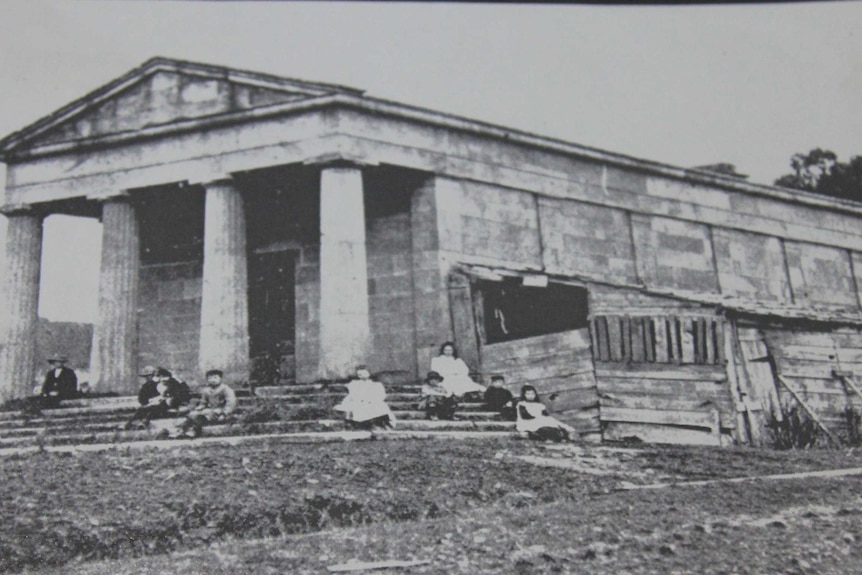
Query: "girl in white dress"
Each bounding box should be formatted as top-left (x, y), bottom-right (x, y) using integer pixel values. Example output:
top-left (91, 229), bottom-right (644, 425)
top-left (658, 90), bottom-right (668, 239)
top-left (515, 385), bottom-right (575, 442)
top-left (430, 342), bottom-right (487, 397)
top-left (334, 366), bottom-right (395, 430)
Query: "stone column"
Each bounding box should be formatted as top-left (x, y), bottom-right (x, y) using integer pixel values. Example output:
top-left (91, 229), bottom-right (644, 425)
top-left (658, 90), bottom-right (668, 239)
top-left (199, 178), bottom-right (250, 384)
top-left (90, 194), bottom-right (140, 393)
top-left (318, 164), bottom-right (371, 379)
top-left (0, 204), bottom-right (44, 401)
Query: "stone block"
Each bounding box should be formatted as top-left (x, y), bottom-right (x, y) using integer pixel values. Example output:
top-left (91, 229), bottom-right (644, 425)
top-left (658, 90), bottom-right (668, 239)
top-left (157, 280), bottom-right (184, 301)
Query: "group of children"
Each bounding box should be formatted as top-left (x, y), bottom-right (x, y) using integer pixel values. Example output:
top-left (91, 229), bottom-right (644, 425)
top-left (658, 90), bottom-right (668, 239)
top-left (335, 341), bottom-right (576, 442)
top-left (122, 366), bottom-right (237, 438)
top-left (39, 340), bottom-right (575, 442)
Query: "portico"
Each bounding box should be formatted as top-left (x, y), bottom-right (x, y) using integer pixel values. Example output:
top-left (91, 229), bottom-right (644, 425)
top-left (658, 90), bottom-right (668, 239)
top-left (0, 58), bottom-right (395, 395)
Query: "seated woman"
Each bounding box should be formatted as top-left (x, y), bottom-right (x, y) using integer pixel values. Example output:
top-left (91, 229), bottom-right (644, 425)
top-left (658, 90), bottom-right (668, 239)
top-left (334, 366), bottom-right (395, 430)
top-left (419, 370), bottom-right (458, 420)
top-left (516, 385), bottom-right (576, 442)
top-left (430, 342), bottom-right (486, 398)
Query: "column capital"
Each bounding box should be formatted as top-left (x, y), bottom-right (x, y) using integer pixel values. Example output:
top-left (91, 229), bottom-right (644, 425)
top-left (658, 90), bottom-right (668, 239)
top-left (0, 203), bottom-right (44, 218)
top-left (303, 152), bottom-right (378, 169)
top-left (88, 191), bottom-right (133, 204)
top-left (201, 177), bottom-right (237, 190)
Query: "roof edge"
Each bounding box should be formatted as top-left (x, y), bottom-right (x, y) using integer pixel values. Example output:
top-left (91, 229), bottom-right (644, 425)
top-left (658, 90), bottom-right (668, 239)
top-left (0, 57), bottom-right (364, 154)
top-left (1, 66), bottom-right (859, 216)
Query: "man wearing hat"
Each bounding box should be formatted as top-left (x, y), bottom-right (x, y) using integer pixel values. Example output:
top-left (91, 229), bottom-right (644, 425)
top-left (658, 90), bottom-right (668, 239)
top-left (122, 366), bottom-right (190, 430)
top-left (40, 354), bottom-right (78, 409)
top-left (181, 369), bottom-right (237, 438)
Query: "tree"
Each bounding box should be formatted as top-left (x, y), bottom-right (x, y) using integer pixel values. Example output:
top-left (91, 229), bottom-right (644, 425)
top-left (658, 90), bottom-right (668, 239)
top-left (775, 148), bottom-right (862, 202)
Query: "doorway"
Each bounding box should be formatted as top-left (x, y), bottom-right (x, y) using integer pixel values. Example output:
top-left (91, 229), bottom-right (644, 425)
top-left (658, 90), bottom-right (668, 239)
top-left (248, 250), bottom-right (296, 386)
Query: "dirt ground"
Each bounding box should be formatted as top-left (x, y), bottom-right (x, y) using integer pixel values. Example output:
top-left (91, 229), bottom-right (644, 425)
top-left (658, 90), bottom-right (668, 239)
top-left (5, 437), bottom-right (862, 574)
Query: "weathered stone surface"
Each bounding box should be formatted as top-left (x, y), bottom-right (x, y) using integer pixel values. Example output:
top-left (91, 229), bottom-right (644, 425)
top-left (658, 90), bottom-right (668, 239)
top-left (318, 167), bottom-right (371, 379)
top-left (712, 228), bottom-right (790, 302)
top-left (138, 260), bottom-right (202, 383)
top-left (199, 179), bottom-right (250, 384)
top-left (90, 196), bottom-right (140, 394)
top-left (539, 197), bottom-right (637, 283)
top-left (784, 241), bottom-right (857, 307)
top-left (631, 214), bottom-right (720, 293)
top-left (0, 207), bottom-right (42, 400)
top-left (410, 177), bottom-right (454, 373)
top-left (367, 211), bottom-right (416, 375)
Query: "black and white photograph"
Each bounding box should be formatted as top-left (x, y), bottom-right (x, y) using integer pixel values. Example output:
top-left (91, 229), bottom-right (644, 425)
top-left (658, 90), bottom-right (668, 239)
top-left (0, 1), bottom-right (860, 573)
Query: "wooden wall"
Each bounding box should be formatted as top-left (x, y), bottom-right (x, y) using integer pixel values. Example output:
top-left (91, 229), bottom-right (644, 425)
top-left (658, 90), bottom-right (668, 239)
top-left (763, 327), bottom-right (862, 441)
top-left (480, 328), bottom-right (600, 439)
top-left (591, 313), bottom-right (734, 446)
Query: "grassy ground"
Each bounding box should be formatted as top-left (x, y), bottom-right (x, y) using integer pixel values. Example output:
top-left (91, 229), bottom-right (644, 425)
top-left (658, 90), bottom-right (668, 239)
top-left (4, 437), bottom-right (862, 574)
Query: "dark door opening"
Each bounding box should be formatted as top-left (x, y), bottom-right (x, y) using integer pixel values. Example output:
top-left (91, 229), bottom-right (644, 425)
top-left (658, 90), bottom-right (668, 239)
top-left (248, 250), bottom-right (296, 385)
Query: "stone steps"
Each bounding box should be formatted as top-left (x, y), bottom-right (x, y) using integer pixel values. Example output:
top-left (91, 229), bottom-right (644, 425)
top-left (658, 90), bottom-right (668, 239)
top-left (0, 408), bottom-right (504, 438)
top-left (0, 382), bottom-right (504, 448)
top-left (0, 418), bottom-right (516, 448)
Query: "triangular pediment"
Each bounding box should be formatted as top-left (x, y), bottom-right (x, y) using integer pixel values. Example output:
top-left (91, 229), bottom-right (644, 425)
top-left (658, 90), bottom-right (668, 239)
top-left (0, 57), bottom-right (364, 156)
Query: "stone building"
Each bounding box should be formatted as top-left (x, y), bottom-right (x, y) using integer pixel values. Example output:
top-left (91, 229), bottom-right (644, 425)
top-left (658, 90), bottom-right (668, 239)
top-left (2, 57), bottom-right (862, 445)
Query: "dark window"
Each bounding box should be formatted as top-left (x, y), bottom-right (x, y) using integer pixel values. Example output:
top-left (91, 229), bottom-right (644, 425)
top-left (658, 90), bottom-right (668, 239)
top-left (478, 278), bottom-right (589, 344)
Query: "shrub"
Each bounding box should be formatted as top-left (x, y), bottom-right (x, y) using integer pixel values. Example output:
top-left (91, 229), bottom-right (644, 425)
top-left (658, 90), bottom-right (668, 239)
top-left (766, 405), bottom-right (821, 450)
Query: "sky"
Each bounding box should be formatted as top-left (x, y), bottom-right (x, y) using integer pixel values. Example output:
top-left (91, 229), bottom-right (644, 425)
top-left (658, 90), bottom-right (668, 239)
top-left (0, 1), bottom-right (860, 323)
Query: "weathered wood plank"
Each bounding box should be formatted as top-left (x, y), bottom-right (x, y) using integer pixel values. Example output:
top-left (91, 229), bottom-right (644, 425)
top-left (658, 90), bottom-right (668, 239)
top-left (779, 375), bottom-right (851, 396)
top-left (597, 378), bottom-right (730, 399)
top-left (544, 387), bottom-right (600, 412)
top-left (599, 391), bottom-right (734, 419)
top-left (704, 318), bottom-right (715, 365)
top-left (590, 319), bottom-right (600, 362)
top-left (643, 317), bottom-right (656, 363)
top-left (482, 328), bottom-right (592, 359)
top-left (668, 317), bottom-right (681, 365)
top-left (499, 360), bottom-right (596, 383)
top-left (773, 357), bottom-right (838, 379)
top-left (681, 318), bottom-right (696, 364)
top-left (602, 421), bottom-right (722, 446)
top-left (695, 318), bottom-right (706, 364)
top-left (653, 316), bottom-right (668, 363)
top-left (486, 349), bottom-right (594, 370)
top-left (595, 362), bottom-right (727, 381)
top-left (765, 330), bottom-right (862, 349)
top-left (601, 406), bottom-right (720, 431)
top-left (621, 317), bottom-right (632, 362)
top-left (555, 410), bottom-right (601, 434)
top-left (596, 317), bottom-right (610, 361)
top-left (631, 317), bottom-right (646, 363)
top-left (511, 373), bottom-right (598, 394)
top-left (723, 323), bottom-right (753, 444)
top-left (771, 344), bottom-right (839, 363)
top-left (608, 316), bottom-right (623, 362)
top-left (714, 319), bottom-right (726, 364)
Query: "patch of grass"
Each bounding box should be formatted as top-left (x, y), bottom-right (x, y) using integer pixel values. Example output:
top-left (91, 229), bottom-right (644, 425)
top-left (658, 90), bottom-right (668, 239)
top-left (3, 440), bottom-right (862, 573)
top-left (29, 467), bottom-right (862, 575)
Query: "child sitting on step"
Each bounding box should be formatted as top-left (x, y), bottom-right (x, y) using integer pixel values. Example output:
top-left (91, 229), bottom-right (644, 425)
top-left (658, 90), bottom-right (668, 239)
top-left (419, 370), bottom-right (458, 421)
top-left (334, 365), bottom-right (395, 430)
top-left (181, 369), bottom-right (237, 438)
top-left (516, 385), bottom-right (576, 442)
